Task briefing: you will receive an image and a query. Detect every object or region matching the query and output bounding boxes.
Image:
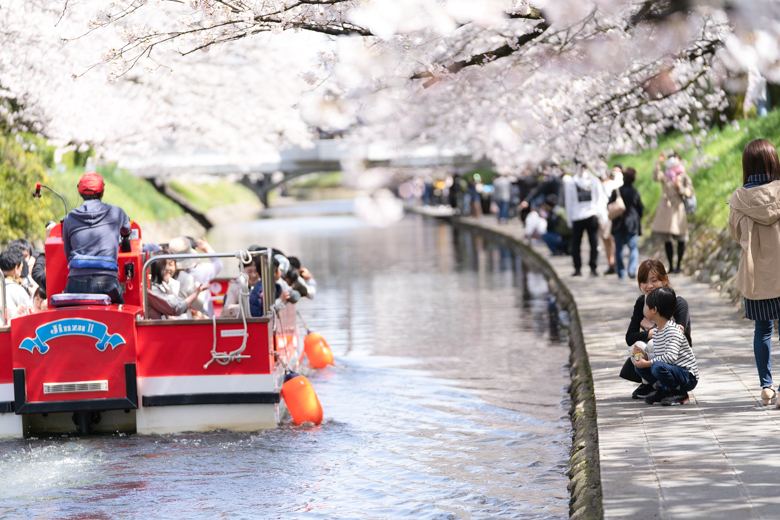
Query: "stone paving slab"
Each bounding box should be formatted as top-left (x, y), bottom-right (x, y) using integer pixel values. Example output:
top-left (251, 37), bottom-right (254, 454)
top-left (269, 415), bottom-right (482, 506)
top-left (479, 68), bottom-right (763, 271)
top-left (446, 216), bottom-right (780, 520)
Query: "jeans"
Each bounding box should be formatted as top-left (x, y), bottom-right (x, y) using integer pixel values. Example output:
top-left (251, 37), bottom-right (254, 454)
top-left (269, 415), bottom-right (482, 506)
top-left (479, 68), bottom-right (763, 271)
top-left (635, 362), bottom-right (698, 392)
top-left (613, 231), bottom-right (639, 278)
top-left (753, 319), bottom-right (778, 388)
top-left (571, 216), bottom-right (599, 272)
top-left (65, 275), bottom-right (124, 304)
top-left (542, 232), bottom-right (569, 255)
top-left (497, 200), bottom-right (510, 221)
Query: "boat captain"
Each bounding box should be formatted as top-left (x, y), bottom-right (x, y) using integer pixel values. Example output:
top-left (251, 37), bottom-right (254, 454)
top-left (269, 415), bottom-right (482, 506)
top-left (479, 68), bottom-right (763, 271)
top-left (62, 172), bottom-right (132, 303)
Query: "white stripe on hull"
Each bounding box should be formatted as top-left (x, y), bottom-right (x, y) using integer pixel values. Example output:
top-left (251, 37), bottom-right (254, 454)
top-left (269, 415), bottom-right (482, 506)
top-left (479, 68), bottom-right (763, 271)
top-left (136, 367), bottom-right (289, 433)
top-left (137, 373), bottom-right (279, 396)
top-left (0, 383), bottom-right (22, 438)
top-left (136, 403), bottom-right (281, 434)
top-left (0, 383), bottom-right (13, 402)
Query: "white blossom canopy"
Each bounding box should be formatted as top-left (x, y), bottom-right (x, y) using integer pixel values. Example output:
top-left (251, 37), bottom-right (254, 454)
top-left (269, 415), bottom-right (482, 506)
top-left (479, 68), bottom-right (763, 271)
top-left (2, 0), bottom-right (780, 170)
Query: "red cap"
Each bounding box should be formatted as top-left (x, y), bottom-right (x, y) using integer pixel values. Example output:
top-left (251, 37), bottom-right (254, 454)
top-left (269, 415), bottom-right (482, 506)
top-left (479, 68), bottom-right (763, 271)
top-left (77, 172), bottom-right (105, 195)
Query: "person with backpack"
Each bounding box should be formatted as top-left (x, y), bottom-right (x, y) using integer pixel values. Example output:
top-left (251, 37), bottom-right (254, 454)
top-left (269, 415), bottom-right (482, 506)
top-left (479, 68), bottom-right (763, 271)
top-left (564, 163), bottom-right (606, 276)
top-left (62, 172), bottom-right (132, 303)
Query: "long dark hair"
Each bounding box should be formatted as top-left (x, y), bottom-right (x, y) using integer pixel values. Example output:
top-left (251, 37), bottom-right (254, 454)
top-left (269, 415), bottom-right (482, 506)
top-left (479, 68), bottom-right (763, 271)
top-left (150, 249), bottom-right (173, 285)
top-left (743, 139), bottom-right (780, 184)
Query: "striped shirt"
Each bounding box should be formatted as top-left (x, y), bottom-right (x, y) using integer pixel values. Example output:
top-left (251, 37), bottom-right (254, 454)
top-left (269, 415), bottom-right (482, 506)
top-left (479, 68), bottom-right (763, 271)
top-left (742, 173), bottom-right (780, 320)
top-left (651, 318), bottom-right (699, 380)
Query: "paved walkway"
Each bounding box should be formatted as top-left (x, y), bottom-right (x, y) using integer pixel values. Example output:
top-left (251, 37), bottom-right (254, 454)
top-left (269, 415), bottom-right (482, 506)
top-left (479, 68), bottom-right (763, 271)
top-left (450, 215), bottom-right (780, 520)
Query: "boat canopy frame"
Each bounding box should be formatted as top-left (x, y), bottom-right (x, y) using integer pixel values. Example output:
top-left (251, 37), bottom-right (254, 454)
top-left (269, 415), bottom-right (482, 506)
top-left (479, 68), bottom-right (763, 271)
top-left (0, 248), bottom-right (276, 325)
top-left (141, 248), bottom-right (275, 319)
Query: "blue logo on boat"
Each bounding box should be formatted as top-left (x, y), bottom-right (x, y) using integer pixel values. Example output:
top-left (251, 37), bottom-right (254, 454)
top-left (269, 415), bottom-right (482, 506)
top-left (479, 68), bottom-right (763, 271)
top-left (20, 319), bottom-right (126, 355)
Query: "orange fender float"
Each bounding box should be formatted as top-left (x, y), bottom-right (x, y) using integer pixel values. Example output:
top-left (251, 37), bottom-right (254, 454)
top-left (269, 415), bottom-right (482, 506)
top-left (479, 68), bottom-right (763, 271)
top-left (303, 332), bottom-right (334, 369)
top-left (281, 372), bottom-right (323, 425)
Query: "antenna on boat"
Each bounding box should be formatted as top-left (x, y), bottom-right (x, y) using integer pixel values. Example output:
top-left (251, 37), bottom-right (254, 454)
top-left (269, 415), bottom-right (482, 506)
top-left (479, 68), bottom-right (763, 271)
top-left (33, 182), bottom-right (69, 218)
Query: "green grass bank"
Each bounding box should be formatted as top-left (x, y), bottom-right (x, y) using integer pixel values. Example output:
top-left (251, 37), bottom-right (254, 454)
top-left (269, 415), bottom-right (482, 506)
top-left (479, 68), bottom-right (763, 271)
top-left (46, 166), bottom-right (184, 225)
top-left (166, 178), bottom-right (259, 215)
top-left (610, 109), bottom-right (780, 231)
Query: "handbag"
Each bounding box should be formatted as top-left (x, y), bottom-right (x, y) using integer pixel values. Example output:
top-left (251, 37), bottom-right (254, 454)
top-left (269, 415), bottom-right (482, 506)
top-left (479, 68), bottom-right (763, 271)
top-left (683, 194), bottom-right (697, 215)
top-left (607, 188), bottom-right (626, 220)
top-left (681, 175), bottom-right (696, 215)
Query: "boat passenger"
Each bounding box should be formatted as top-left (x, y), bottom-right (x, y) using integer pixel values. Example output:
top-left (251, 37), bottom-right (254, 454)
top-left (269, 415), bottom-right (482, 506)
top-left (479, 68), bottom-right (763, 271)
top-left (31, 221), bottom-right (56, 292)
top-left (1, 248), bottom-right (33, 321)
top-left (249, 256), bottom-right (289, 317)
top-left (147, 251), bottom-right (208, 320)
top-left (62, 172), bottom-right (131, 303)
top-left (289, 256), bottom-right (317, 298)
top-left (32, 288), bottom-right (48, 313)
top-left (168, 236), bottom-right (222, 317)
top-left (220, 254), bottom-right (260, 318)
top-left (276, 254), bottom-right (301, 304)
top-left (8, 238), bottom-right (37, 296)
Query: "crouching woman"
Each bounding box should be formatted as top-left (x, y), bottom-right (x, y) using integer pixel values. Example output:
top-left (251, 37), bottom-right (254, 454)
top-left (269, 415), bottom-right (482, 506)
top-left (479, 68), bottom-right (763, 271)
top-left (728, 138), bottom-right (780, 406)
top-left (624, 259), bottom-right (692, 399)
top-left (633, 287), bottom-right (699, 406)
top-left (147, 251), bottom-right (208, 319)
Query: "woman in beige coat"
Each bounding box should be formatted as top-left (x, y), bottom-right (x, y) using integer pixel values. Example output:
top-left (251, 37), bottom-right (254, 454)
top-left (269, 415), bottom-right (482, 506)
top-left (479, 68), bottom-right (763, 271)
top-left (651, 153), bottom-right (694, 273)
top-left (728, 138), bottom-right (780, 406)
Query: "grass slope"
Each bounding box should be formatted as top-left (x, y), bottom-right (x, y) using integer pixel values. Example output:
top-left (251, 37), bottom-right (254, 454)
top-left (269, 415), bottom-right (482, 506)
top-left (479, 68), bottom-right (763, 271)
top-left (610, 109), bottom-right (780, 231)
top-left (167, 179), bottom-right (259, 214)
top-left (47, 166), bottom-right (183, 224)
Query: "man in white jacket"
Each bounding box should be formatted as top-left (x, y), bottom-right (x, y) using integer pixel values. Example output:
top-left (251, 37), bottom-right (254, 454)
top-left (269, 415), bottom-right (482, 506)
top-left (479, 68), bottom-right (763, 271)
top-left (564, 163), bottom-right (607, 277)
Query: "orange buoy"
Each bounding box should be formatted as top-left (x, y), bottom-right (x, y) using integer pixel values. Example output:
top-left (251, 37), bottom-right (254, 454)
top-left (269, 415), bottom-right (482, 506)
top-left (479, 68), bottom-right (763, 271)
top-left (306, 342), bottom-right (334, 369)
top-left (304, 331), bottom-right (334, 368)
top-left (304, 332), bottom-right (327, 351)
top-left (281, 372), bottom-right (323, 425)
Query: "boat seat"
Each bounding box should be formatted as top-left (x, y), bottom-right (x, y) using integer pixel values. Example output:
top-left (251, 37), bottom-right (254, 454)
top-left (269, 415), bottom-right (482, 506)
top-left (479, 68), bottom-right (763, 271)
top-left (50, 293), bottom-right (111, 308)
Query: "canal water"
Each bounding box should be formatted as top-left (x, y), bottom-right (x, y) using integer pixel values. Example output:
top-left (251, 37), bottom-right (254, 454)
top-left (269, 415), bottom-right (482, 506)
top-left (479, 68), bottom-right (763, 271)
top-left (0, 203), bottom-right (572, 519)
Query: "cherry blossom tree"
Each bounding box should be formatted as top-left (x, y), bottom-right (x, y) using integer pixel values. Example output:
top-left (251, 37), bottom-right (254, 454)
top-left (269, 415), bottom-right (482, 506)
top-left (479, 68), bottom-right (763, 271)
top-left (4, 0), bottom-right (780, 171)
top-left (0, 1), bottom-right (317, 157)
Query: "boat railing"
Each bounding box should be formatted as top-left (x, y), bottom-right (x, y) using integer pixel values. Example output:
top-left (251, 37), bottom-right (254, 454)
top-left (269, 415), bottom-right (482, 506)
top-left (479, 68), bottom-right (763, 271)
top-left (141, 249), bottom-right (275, 318)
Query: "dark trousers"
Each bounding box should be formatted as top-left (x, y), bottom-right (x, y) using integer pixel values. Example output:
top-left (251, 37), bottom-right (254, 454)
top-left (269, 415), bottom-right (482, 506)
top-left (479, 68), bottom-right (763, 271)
top-left (65, 275), bottom-right (124, 304)
top-left (571, 216), bottom-right (599, 272)
top-left (635, 362), bottom-right (698, 393)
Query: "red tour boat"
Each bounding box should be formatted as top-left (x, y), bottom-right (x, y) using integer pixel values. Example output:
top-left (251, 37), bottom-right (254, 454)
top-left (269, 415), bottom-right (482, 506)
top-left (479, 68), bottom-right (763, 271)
top-left (0, 222), bottom-right (301, 436)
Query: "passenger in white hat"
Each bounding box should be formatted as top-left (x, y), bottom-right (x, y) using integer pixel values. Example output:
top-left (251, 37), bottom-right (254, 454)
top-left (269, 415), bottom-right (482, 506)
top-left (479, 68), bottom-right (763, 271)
top-left (168, 236), bottom-right (223, 317)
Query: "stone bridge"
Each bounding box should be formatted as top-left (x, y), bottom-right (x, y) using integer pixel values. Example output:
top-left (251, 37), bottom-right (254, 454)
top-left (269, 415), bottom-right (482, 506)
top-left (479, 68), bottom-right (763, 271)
top-left (120, 140), bottom-right (492, 207)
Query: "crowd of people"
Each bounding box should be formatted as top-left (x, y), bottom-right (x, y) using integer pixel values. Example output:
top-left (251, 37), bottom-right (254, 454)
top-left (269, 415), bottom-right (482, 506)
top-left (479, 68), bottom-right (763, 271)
top-left (581, 138), bottom-right (780, 409)
top-left (519, 159), bottom-right (691, 279)
top-left (1, 172), bottom-right (316, 324)
top-left (401, 154), bottom-right (695, 281)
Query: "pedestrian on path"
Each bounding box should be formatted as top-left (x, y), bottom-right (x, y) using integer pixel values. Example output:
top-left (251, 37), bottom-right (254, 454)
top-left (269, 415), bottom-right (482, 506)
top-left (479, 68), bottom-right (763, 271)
top-left (598, 164), bottom-right (623, 275)
top-left (492, 173), bottom-right (512, 224)
top-left (728, 138), bottom-right (780, 406)
top-left (622, 259), bottom-right (692, 400)
top-left (651, 153), bottom-right (694, 274)
top-left (609, 167), bottom-right (644, 279)
top-left (564, 163), bottom-right (606, 277)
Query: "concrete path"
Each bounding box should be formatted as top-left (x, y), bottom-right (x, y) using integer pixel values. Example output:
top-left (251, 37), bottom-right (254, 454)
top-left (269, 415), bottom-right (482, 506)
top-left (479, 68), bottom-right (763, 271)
top-left (449, 215), bottom-right (780, 520)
